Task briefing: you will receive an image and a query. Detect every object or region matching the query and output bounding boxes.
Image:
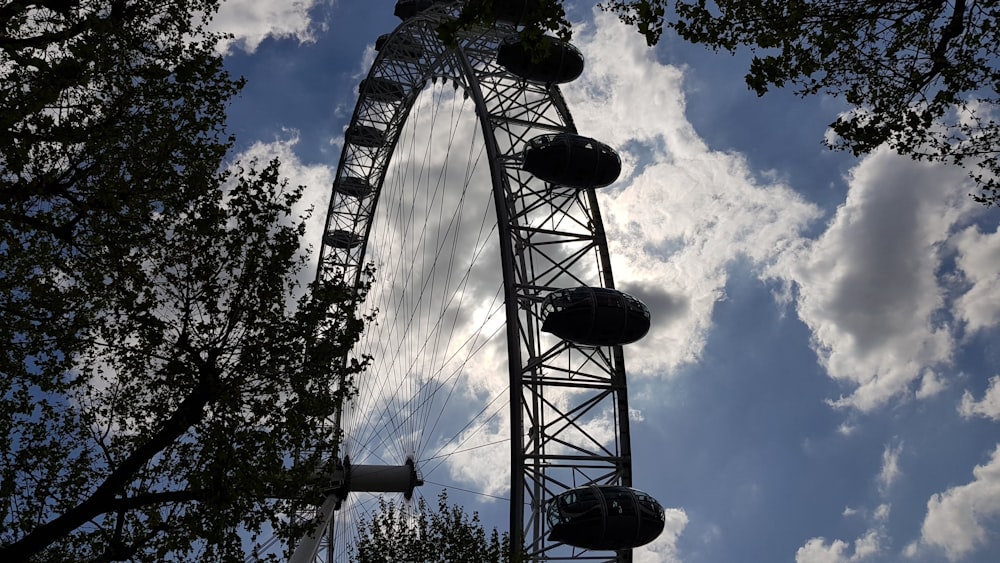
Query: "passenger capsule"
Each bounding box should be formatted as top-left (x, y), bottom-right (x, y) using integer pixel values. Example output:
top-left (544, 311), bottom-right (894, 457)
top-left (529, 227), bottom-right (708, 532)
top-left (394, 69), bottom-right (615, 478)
top-left (522, 133), bottom-right (622, 189)
top-left (541, 287), bottom-right (650, 346)
top-left (360, 77), bottom-right (407, 103)
top-left (324, 230), bottom-right (362, 249)
top-left (497, 35), bottom-right (584, 84)
top-left (335, 176), bottom-right (373, 198)
top-left (547, 486), bottom-right (666, 551)
top-left (394, 0), bottom-right (441, 20)
top-left (346, 124), bottom-right (386, 148)
top-left (375, 33), bottom-right (424, 61)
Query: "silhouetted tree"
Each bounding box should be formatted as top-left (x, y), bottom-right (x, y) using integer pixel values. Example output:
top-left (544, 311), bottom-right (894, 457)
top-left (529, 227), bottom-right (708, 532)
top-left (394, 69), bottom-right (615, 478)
top-left (1, 2), bottom-right (369, 560)
top-left (352, 491), bottom-right (514, 563)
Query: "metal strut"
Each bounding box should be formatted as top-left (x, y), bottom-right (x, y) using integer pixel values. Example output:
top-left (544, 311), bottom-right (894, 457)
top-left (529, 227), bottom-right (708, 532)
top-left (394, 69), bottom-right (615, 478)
top-left (288, 458), bottom-right (422, 563)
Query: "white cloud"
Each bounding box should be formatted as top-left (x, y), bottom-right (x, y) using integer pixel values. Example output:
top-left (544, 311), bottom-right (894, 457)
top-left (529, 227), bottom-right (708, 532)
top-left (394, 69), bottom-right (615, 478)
top-left (767, 148), bottom-right (977, 411)
top-left (633, 508), bottom-right (688, 563)
top-left (799, 473), bottom-right (891, 561)
top-left (561, 15), bottom-right (700, 164)
top-left (563, 10), bottom-right (822, 378)
top-left (795, 529), bottom-right (881, 563)
top-left (915, 371), bottom-right (947, 400)
top-left (873, 503), bottom-right (891, 523)
top-left (211, 0), bottom-right (326, 55)
top-left (953, 224), bottom-right (1000, 334)
top-left (837, 423), bottom-right (858, 436)
top-left (561, 15), bottom-right (995, 420)
top-left (911, 444), bottom-right (1000, 561)
top-left (853, 530), bottom-right (881, 559)
top-left (842, 503), bottom-right (889, 522)
top-left (959, 375), bottom-right (1000, 420)
top-left (878, 442), bottom-right (904, 495)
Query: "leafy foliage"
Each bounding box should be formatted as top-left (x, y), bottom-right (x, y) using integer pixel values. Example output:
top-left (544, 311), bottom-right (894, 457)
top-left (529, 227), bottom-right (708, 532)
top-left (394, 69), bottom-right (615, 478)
top-left (352, 491), bottom-right (514, 563)
top-left (3, 159), bottom-right (369, 561)
top-left (458, 0), bottom-right (1000, 205)
top-left (442, 0), bottom-right (572, 47)
top-left (1, 1), bottom-right (369, 560)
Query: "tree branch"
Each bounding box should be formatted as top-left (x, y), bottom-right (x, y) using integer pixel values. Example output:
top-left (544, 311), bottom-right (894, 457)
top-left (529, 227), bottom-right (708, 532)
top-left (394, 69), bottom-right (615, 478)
top-left (0, 356), bottom-right (221, 560)
top-left (109, 489), bottom-right (209, 512)
top-left (913, 0), bottom-right (966, 90)
top-left (92, 520), bottom-right (173, 563)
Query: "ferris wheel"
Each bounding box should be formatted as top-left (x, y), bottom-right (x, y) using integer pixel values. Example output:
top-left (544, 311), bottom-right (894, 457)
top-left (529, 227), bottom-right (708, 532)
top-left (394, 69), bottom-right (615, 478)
top-left (288, 1), bottom-right (665, 561)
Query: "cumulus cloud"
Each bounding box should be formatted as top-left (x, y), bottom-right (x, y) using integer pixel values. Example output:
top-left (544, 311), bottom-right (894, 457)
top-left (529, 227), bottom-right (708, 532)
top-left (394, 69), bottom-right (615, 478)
top-left (915, 371), bottom-right (947, 400)
top-left (797, 457), bottom-right (891, 562)
top-left (953, 224), bottom-right (1000, 334)
top-left (872, 503), bottom-right (890, 523)
top-left (633, 508), bottom-right (688, 563)
top-left (211, 0), bottom-right (326, 55)
top-left (563, 10), bottom-right (821, 378)
top-left (795, 529), bottom-right (881, 563)
top-left (959, 375), bottom-right (1000, 420)
top-left (909, 444), bottom-right (1000, 560)
top-left (767, 148), bottom-right (977, 411)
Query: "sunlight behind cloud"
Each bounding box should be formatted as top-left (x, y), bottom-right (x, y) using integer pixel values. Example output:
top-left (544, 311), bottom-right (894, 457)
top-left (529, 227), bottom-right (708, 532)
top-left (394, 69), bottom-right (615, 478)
top-left (564, 9), bottom-right (821, 378)
top-left (565, 5), bottom-right (1000, 418)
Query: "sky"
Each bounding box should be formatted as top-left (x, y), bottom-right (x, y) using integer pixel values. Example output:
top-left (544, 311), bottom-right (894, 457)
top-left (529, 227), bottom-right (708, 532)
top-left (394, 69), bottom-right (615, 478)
top-left (209, 1), bottom-right (1000, 562)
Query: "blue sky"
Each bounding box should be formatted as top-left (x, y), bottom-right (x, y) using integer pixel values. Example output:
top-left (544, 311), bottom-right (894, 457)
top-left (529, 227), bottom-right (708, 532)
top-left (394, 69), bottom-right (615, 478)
top-left (210, 2), bottom-right (1000, 561)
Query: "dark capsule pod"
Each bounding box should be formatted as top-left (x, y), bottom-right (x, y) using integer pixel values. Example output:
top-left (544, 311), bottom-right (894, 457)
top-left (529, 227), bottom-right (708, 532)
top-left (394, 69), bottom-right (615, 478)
top-left (394, 0), bottom-right (441, 20)
top-left (335, 176), bottom-right (373, 199)
top-left (346, 124), bottom-right (386, 148)
top-left (521, 133), bottom-right (622, 189)
top-left (541, 287), bottom-right (650, 346)
top-left (360, 77), bottom-right (407, 103)
top-left (324, 230), bottom-right (362, 249)
top-left (375, 33), bottom-right (424, 61)
top-left (497, 35), bottom-right (584, 84)
top-left (522, 133), bottom-right (621, 189)
top-left (547, 486), bottom-right (666, 551)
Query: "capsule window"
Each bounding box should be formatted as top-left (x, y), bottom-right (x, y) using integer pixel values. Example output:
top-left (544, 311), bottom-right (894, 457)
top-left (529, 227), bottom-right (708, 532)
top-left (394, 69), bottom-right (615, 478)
top-left (375, 33), bottom-right (424, 61)
top-left (336, 176), bottom-right (373, 198)
top-left (324, 230), bottom-right (362, 249)
top-left (346, 124), bottom-right (386, 148)
top-left (360, 77), bottom-right (407, 103)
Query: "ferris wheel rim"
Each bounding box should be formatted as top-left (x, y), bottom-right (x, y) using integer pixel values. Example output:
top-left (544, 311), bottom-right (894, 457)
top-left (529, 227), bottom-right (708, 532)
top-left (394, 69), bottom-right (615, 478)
top-left (306, 4), bottom-right (637, 562)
